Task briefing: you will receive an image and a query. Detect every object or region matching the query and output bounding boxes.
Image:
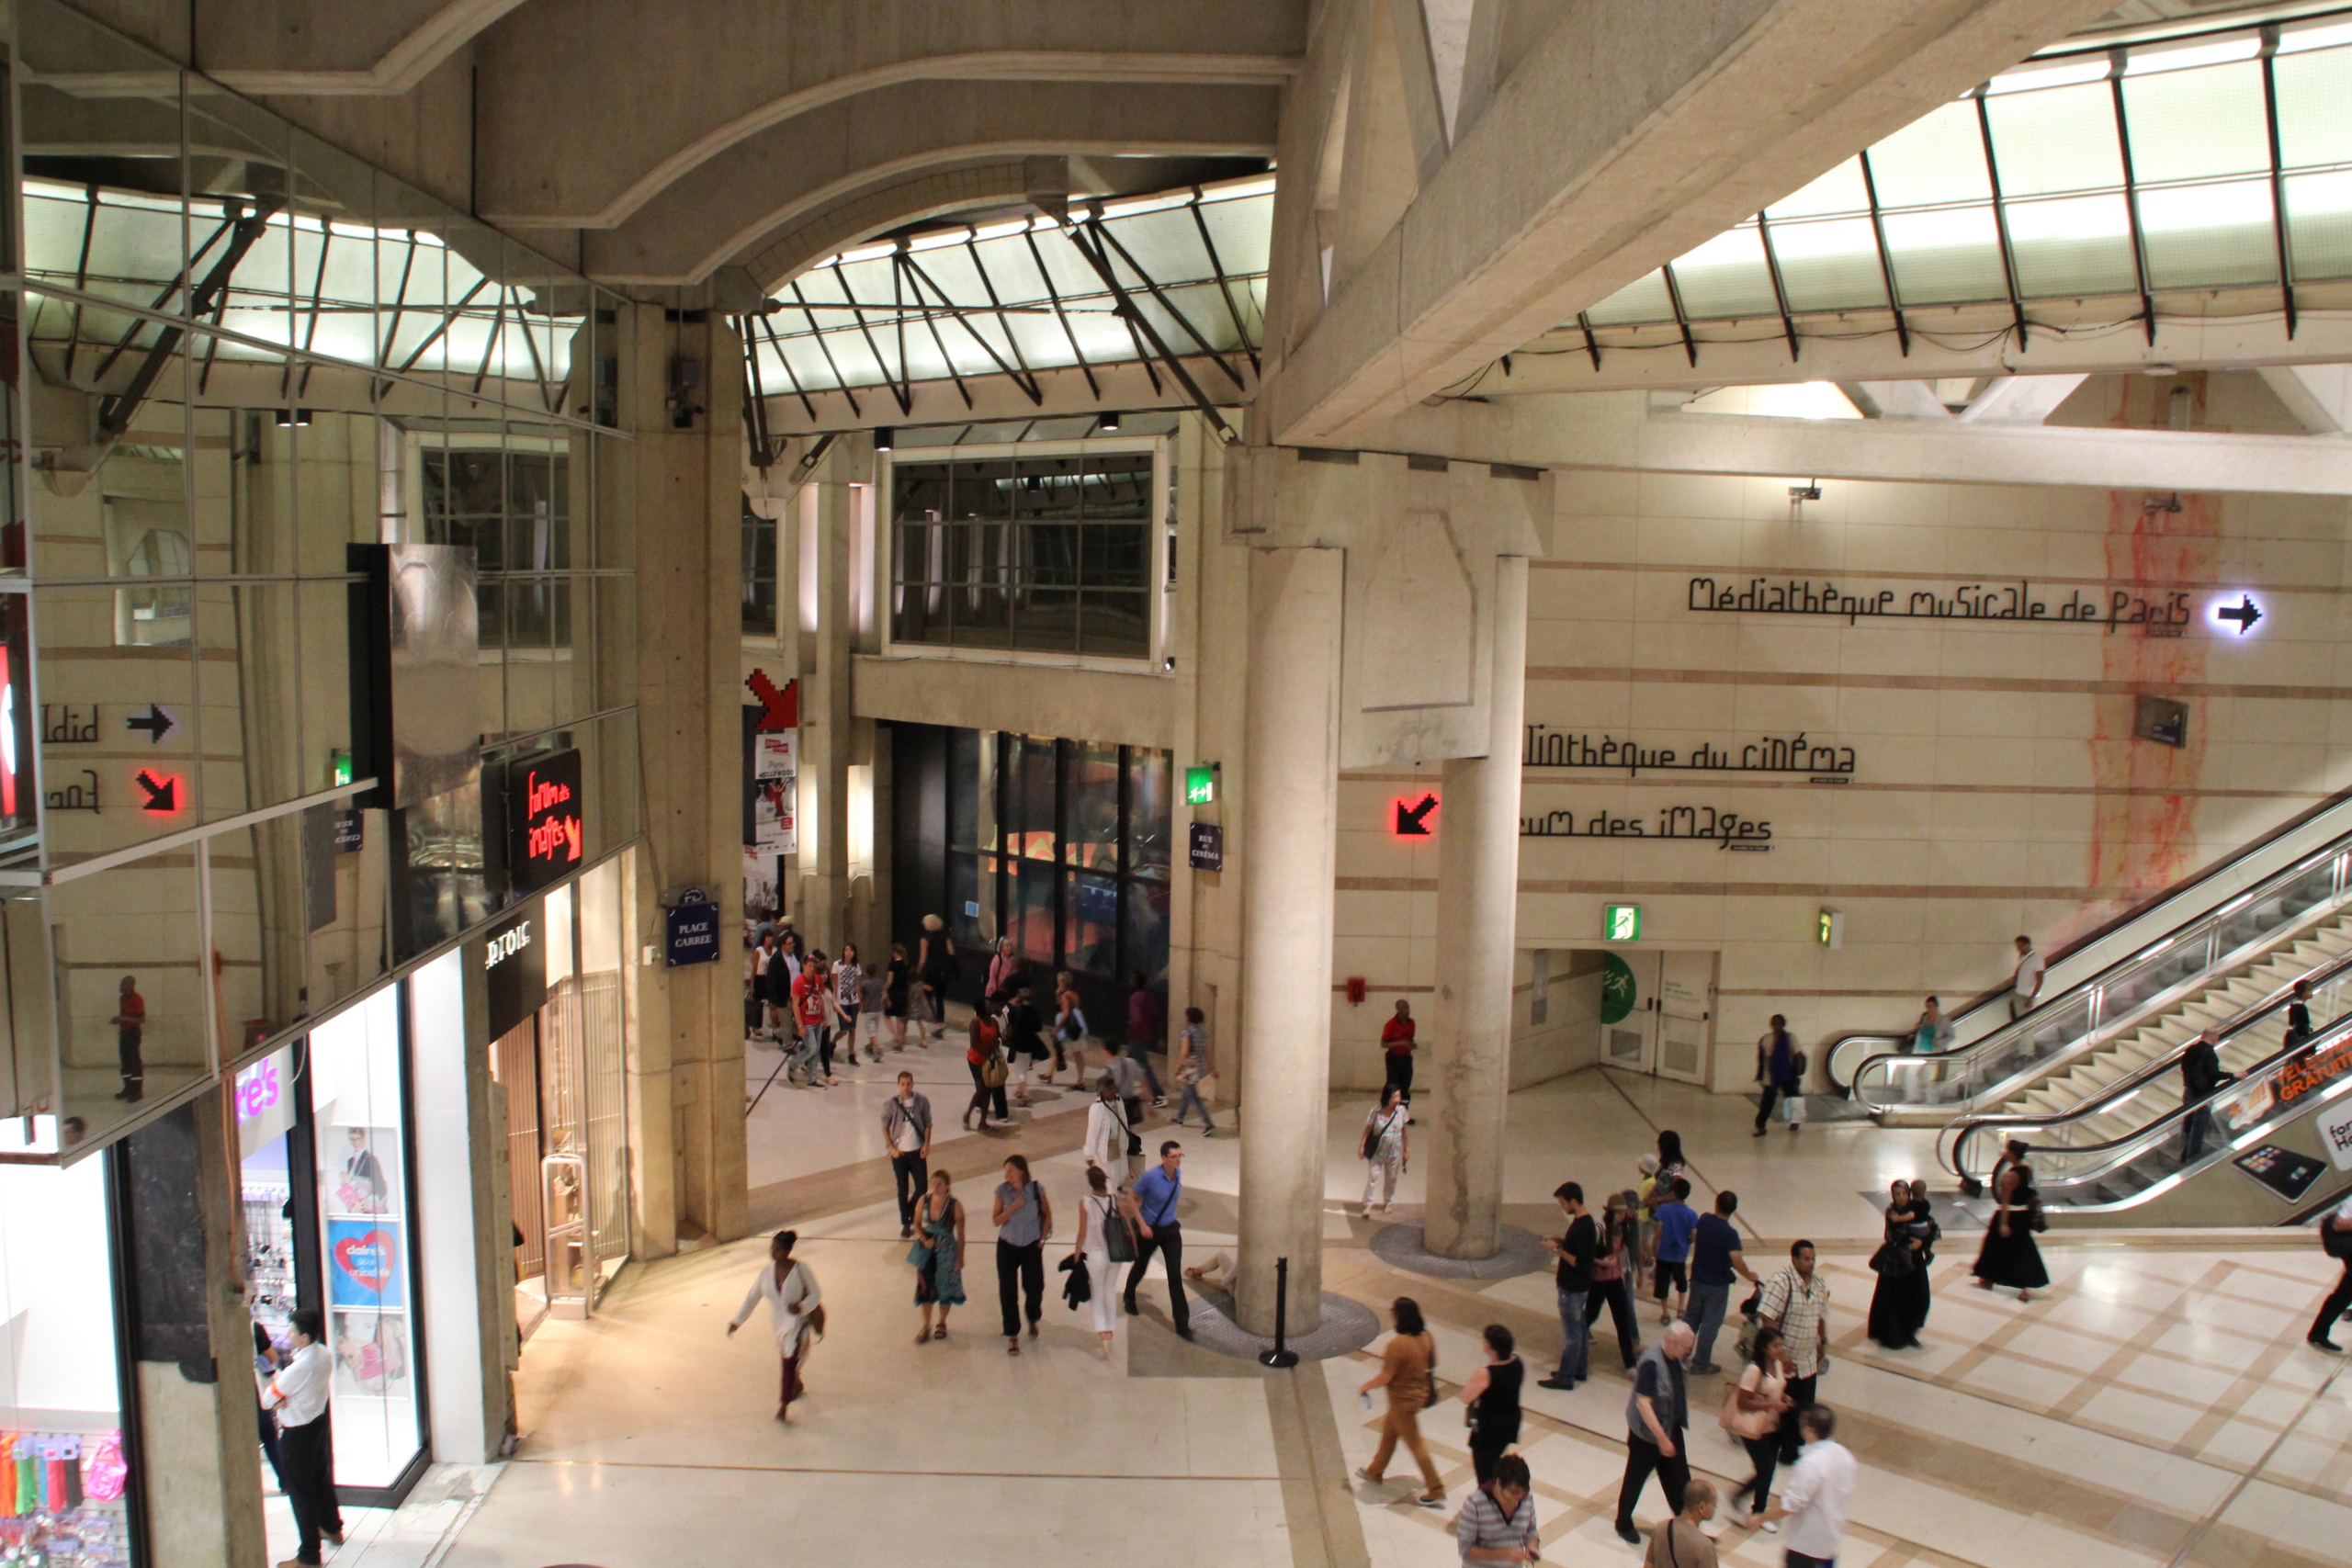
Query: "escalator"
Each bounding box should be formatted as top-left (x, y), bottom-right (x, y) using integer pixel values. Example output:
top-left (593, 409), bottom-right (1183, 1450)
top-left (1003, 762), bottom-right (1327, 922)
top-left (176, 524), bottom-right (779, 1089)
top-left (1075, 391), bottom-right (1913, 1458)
top-left (1830, 827), bottom-right (2352, 1126)
top-left (1941, 989), bottom-right (2352, 1228)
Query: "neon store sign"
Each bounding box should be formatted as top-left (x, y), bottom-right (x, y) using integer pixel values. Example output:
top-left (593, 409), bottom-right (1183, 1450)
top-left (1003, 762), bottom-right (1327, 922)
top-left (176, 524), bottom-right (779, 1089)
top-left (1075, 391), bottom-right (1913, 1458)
top-left (509, 748), bottom-right (584, 891)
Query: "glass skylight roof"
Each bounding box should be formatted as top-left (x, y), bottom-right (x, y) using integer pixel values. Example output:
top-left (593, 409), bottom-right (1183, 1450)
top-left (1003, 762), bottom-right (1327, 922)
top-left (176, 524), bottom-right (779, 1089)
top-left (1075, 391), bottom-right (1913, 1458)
top-left (1573, 12), bottom-right (2352, 347)
top-left (741, 177), bottom-right (1272, 412)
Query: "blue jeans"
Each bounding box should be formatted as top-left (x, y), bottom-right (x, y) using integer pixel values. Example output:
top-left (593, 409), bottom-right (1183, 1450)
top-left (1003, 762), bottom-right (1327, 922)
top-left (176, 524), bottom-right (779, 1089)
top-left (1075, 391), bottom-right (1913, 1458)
top-left (1555, 1286), bottom-right (1590, 1383)
top-left (1685, 1282), bottom-right (1730, 1367)
top-left (1126, 1039), bottom-right (1163, 1098)
top-left (1175, 1082), bottom-right (1214, 1128)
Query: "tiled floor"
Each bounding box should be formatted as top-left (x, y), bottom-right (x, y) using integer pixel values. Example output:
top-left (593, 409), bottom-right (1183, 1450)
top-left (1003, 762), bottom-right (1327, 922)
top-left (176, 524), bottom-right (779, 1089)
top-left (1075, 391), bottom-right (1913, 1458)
top-left (330, 1066), bottom-right (2352, 1568)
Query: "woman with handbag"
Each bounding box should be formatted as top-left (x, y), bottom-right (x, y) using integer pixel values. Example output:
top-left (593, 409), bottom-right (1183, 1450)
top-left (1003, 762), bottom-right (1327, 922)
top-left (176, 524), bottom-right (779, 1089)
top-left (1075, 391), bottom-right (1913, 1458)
top-left (1456, 1324), bottom-right (1524, 1484)
top-left (1867, 1180), bottom-right (1925, 1348)
top-left (1070, 1165), bottom-right (1135, 1359)
top-left (1971, 1162), bottom-right (2049, 1302)
top-left (727, 1230), bottom-right (824, 1423)
top-left (1721, 1325), bottom-right (1792, 1529)
top-left (1360, 1085), bottom-right (1409, 1216)
top-left (964, 996), bottom-right (1010, 1130)
top-left (910, 1170), bottom-right (967, 1341)
top-left (1584, 1190), bottom-right (1646, 1370)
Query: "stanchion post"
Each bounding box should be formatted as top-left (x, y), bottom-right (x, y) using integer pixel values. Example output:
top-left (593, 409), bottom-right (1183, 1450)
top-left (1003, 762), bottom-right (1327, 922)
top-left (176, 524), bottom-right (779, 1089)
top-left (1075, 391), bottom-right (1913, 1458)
top-left (1259, 1254), bottom-right (1300, 1368)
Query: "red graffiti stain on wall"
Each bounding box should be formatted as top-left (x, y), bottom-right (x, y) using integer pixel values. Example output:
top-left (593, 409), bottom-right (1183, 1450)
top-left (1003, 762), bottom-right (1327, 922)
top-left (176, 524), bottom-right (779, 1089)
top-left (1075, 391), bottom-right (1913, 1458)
top-left (2070, 490), bottom-right (2221, 939)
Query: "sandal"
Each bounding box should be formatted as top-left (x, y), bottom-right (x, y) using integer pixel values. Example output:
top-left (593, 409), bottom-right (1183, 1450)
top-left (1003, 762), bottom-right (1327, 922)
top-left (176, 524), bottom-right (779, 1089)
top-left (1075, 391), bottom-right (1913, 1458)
top-left (932, 1325), bottom-right (947, 1340)
top-left (1008, 1340), bottom-right (1021, 1356)
top-left (915, 1328), bottom-right (931, 1344)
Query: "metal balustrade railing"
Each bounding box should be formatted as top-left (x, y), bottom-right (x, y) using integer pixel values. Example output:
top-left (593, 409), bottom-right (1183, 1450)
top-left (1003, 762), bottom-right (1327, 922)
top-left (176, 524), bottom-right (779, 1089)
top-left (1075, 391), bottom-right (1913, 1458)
top-left (1842, 845), bottom-right (2352, 1119)
top-left (1939, 947), bottom-right (2352, 1190)
top-left (1942, 995), bottom-right (2352, 1213)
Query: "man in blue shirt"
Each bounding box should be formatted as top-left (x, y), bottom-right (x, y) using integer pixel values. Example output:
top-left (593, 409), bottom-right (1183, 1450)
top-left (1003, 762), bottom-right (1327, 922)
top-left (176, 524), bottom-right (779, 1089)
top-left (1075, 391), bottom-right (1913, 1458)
top-left (1125, 1140), bottom-right (1193, 1337)
top-left (1650, 1179), bottom-right (1698, 1325)
top-left (1683, 1190), bottom-right (1758, 1373)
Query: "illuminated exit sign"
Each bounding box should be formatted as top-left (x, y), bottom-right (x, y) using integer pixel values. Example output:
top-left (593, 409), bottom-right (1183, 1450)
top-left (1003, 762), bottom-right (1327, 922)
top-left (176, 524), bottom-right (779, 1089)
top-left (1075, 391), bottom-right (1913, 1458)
top-left (1185, 763), bottom-right (1216, 806)
top-left (1604, 904), bottom-right (1642, 942)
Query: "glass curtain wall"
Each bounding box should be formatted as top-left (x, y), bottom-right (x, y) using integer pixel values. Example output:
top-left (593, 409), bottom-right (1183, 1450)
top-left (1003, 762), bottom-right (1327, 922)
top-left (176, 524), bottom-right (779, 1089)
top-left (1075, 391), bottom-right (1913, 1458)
top-left (3, 0), bottom-right (639, 1156)
top-left (935, 730), bottom-right (1170, 1018)
top-left (888, 448), bottom-right (1158, 660)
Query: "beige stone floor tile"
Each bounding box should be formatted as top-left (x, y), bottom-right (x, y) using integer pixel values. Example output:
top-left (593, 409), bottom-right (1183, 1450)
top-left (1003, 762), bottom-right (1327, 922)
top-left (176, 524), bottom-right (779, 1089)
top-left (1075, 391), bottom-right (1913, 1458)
top-left (2075, 1382), bottom-right (2208, 1446)
top-left (1955, 1351), bottom-right (2084, 1409)
top-left (2111, 1349), bottom-right (2247, 1405)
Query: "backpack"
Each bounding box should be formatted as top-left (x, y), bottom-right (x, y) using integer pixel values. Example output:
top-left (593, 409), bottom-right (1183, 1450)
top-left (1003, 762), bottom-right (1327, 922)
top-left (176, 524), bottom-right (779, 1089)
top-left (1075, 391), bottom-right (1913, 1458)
top-left (1102, 1196), bottom-right (1138, 1263)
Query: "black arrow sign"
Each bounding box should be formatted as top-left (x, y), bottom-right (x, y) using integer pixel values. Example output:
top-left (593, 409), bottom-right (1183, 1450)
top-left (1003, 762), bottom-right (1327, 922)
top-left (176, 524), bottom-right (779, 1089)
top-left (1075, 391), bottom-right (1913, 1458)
top-left (125, 704), bottom-right (175, 743)
top-left (1395, 793), bottom-right (1439, 836)
top-left (2217, 594), bottom-right (2262, 635)
top-left (135, 770), bottom-right (177, 813)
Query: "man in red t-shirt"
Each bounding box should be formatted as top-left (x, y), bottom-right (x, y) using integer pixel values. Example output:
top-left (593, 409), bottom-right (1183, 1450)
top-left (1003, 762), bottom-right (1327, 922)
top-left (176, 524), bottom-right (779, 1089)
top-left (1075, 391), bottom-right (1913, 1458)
top-left (793, 954), bottom-right (837, 1086)
top-left (112, 975), bottom-right (146, 1102)
top-left (1381, 998), bottom-right (1418, 1107)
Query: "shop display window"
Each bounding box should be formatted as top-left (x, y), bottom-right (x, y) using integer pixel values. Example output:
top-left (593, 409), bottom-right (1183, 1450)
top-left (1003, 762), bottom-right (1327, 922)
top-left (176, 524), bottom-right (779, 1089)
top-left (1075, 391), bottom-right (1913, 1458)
top-left (0, 1149), bottom-right (131, 1568)
top-left (305, 988), bottom-right (421, 1490)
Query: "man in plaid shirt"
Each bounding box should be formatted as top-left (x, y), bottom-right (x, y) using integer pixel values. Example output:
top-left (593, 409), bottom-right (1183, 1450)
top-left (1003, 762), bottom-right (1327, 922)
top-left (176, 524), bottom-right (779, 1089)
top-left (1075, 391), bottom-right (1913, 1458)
top-left (1759, 1240), bottom-right (1831, 1463)
top-left (1457, 1453), bottom-right (1539, 1563)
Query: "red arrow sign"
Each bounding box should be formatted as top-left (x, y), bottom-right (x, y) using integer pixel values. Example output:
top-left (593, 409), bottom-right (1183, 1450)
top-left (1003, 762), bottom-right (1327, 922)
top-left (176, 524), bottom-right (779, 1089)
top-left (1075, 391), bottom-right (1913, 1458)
top-left (1393, 793), bottom-right (1439, 838)
top-left (746, 669), bottom-right (798, 731)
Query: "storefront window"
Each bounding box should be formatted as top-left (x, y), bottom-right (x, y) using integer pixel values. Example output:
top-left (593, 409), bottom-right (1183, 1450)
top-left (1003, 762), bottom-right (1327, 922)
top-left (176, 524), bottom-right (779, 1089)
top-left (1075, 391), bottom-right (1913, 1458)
top-left (238, 1043), bottom-right (303, 1362)
top-left (0, 1151), bottom-right (130, 1568)
top-left (578, 860), bottom-right (629, 1292)
top-left (307, 987), bottom-right (421, 1491)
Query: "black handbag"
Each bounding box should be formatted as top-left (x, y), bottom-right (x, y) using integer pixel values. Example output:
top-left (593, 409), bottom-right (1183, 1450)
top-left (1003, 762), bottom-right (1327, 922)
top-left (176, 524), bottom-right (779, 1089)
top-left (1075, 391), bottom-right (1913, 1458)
top-left (1869, 1241), bottom-right (1915, 1277)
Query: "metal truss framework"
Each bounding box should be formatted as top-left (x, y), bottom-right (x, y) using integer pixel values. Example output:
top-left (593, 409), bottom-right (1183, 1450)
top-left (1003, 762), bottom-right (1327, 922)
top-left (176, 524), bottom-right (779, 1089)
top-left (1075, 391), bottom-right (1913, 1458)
top-left (736, 179), bottom-right (1270, 457)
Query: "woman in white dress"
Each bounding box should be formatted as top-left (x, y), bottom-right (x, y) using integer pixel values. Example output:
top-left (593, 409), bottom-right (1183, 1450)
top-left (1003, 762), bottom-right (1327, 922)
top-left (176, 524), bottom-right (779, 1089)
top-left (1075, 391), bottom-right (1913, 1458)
top-left (1069, 1166), bottom-right (1133, 1358)
top-left (727, 1230), bottom-right (822, 1422)
top-left (1362, 1085), bottom-right (1409, 1215)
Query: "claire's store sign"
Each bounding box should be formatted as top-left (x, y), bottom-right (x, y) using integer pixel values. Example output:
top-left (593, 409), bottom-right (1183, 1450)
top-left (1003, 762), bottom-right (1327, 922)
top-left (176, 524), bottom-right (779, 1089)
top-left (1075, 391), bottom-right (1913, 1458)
top-left (509, 748), bottom-right (584, 892)
top-left (483, 905), bottom-right (548, 1039)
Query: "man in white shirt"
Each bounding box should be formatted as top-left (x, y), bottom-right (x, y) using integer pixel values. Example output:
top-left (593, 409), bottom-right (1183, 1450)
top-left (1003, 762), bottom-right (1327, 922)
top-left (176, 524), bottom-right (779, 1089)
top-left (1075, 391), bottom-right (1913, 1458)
top-left (260, 1308), bottom-right (344, 1567)
top-left (2009, 935), bottom-right (2044, 1020)
top-left (1758, 1404), bottom-right (1856, 1567)
top-left (882, 1072), bottom-right (933, 1240)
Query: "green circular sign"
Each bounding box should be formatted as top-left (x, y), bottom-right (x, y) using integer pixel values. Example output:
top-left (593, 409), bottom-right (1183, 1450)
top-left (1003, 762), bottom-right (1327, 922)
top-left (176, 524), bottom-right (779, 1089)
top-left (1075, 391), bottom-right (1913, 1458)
top-left (1600, 953), bottom-right (1637, 1024)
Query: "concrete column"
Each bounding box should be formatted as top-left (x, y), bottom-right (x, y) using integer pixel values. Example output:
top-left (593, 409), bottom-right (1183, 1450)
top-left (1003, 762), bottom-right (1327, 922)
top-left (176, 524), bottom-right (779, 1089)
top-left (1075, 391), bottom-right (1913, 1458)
top-left (120, 1095), bottom-right (267, 1568)
top-left (1234, 545), bottom-right (1344, 1337)
top-left (620, 302), bottom-right (746, 1249)
top-left (795, 469), bottom-right (854, 949)
top-left (1424, 556), bottom-right (1530, 1258)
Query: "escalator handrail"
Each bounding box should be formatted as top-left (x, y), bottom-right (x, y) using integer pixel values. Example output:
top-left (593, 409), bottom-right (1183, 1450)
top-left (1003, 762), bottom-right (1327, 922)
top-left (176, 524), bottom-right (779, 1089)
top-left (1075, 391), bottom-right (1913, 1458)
top-left (1825, 780), bottom-right (2352, 1091)
top-left (1842, 844), bottom-right (2350, 1107)
top-left (1939, 986), bottom-right (2352, 1191)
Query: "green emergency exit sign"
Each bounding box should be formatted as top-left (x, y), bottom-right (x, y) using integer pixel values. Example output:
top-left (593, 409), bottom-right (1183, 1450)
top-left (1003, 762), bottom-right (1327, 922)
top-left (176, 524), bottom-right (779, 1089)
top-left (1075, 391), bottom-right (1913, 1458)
top-left (1604, 904), bottom-right (1641, 942)
top-left (1185, 763), bottom-right (1216, 805)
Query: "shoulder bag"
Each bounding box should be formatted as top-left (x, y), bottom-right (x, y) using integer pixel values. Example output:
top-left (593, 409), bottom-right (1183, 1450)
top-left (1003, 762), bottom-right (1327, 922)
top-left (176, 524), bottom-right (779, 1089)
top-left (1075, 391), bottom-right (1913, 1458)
top-left (2324, 1215), bottom-right (2352, 1260)
top-left (981, 1050), bottom-right (1010, 1089)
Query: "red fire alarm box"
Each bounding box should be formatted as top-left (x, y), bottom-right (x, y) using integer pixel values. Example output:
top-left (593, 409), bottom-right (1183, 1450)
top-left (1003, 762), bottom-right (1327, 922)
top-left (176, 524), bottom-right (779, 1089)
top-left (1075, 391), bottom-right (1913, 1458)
top-left (1346, 976), bottom-right (1367, 1006)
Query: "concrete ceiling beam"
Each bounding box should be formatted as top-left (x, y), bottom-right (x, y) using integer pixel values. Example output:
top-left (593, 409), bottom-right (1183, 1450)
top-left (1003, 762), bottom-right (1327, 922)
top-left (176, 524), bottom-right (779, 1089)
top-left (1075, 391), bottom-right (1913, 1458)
top-left (198, 0), bottom-right (524, 94)
top-left (1954, 373), bottom-right (2088, 425)
top-left (571, 80), bottom-right (1280, 287)
top-left (2255, 366), bottom-right (2352, 435)
top-left (1349, 392), bottom-right (2352, 498)
top-left (1262, 0), bottom-right (2115, 446)
top-left (471, 0), bottom-right (1304, 227)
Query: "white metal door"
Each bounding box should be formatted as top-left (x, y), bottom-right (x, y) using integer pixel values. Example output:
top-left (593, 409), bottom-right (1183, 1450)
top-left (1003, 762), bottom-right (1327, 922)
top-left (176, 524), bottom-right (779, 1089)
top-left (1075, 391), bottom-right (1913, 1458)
top-left (1657, 951), bottom-right (1717, 1085)
top-left (1600, 951), bottom-right (1658, 1072)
